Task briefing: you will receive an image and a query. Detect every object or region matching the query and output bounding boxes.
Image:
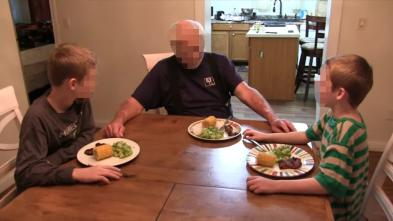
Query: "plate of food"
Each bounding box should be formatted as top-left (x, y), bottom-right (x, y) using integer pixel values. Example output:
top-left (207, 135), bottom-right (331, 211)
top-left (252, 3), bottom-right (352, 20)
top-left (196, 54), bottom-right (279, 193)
top-left (188, 116), bottom-right (241, 141)
top-left (247, 143), bottom-right (314, 178)
top-left (77, 138), bottom-right (140, 166)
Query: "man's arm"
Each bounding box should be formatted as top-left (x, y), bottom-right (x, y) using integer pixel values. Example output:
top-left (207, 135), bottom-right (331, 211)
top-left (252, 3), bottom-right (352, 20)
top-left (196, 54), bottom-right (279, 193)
top-left (247, 176), bottom-right (327, 195)
top-left (234, 82), bottom-right (295, 132)
top-left (104, 97), bottom-right (144, 137)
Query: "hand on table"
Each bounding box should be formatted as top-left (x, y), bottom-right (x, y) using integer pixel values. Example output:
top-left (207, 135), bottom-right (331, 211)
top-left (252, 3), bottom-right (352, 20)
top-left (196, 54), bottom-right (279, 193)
top-left (270, 119), bottom-right (296, 133)
top-left (72, 166), bottom-right (122, 184)
top-left (104, 121), bottom-right (125, 138)
top-left (247, 176), bottom-right (277, 194)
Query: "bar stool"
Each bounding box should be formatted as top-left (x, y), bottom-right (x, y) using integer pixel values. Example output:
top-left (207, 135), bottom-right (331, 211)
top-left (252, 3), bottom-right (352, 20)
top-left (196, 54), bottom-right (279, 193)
top-left (299, 15), bottom-right (326, 45)
top-left (295, 16), bottom-right (326, 101)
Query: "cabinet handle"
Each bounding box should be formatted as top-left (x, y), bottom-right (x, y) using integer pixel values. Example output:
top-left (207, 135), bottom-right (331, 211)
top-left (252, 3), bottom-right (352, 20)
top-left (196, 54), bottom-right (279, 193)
top-left (232, 33), bottom-right (236, 36)
top-left (259, 50), bottom-right (264, 59)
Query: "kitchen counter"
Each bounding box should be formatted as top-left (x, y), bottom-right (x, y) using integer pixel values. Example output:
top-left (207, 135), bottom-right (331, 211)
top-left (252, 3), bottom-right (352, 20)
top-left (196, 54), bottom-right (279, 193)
top-left (246, 24), bottom-right (300, 38)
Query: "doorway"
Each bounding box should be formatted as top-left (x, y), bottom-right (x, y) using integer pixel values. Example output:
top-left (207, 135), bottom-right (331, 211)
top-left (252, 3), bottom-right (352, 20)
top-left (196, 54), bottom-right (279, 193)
top-left (8, 0), bottom-right (54, 104)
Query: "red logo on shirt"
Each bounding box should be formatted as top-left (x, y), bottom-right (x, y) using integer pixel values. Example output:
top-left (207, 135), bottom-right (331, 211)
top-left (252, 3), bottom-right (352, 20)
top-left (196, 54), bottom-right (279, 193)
top-left (204, 76), bottom-right (216, 87)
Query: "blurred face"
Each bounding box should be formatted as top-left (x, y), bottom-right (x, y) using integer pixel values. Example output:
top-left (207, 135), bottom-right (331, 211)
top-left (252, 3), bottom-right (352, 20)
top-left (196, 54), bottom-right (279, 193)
top-left (319, 67), bottom-right (336, 107)
top-left (74, 68), bottom-right (97, 98)
top-left (169, 22), bottom-right (205, 69)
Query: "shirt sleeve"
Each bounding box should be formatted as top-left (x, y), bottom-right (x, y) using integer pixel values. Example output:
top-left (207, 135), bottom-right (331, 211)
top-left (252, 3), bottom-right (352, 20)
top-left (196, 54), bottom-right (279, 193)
top-left (15, 111), bottom-right (77, 190)
top-left (306, 112), bottom-right (329, 141)
top-left (216, 54), bottom-right (243, 94)
top-left (132, 61), bottom-right (164, 110)
top-left (46, 100), bottom-right (95, 166)
top-left (314, 143), bottom-right (352, 198)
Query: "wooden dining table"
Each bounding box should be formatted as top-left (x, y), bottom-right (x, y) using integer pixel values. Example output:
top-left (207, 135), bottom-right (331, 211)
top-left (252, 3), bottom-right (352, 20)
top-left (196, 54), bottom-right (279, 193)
top-left (0, 114), bottom-right (334, 221)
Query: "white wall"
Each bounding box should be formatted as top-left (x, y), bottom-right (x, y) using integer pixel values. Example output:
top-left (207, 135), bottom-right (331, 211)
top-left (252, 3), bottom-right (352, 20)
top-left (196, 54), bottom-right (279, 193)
top-left (326, 0), bottom-right (393, 151)
top-left (50, 0), bottom-right (209, 126)
top-left (0, 0), bottom-right (29, 142)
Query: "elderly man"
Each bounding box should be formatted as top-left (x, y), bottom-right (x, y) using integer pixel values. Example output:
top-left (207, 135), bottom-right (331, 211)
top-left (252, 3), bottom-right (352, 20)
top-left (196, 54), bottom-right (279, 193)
top-left (105, 20), bottom-right (294, 137)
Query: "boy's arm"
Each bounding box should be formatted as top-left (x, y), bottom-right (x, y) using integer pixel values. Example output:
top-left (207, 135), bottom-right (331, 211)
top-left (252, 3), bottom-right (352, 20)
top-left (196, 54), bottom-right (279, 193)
top-left (247, 176), bottom-right (327, 195)
top-left (15, 115), bottom-right (76, 189)
top-left (244, 130), bottom-right (310, 145)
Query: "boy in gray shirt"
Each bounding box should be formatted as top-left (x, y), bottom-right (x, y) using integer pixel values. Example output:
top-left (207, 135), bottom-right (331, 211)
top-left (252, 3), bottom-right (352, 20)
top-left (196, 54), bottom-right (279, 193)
top-left (15, 44), bottom-right (122, 190)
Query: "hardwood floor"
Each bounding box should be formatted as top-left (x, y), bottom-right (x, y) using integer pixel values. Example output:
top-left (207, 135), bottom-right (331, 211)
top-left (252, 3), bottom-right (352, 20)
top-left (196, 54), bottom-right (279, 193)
top-left (233, 65), bottom-right (391, 220)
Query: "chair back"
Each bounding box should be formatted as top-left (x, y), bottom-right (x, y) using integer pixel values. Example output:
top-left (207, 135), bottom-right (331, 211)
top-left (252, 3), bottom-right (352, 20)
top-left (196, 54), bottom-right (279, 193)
top-left (142, 52), bottom-right (174, 72)
top-left (305, 15), bottom-right (326, 55)
top-left (141, 53), bottom-right (173, 115)
top-left (361, 133), bottom-right (393, 220)
top-left (0, 86), bottom-right (23, 150)
top-left (0, 86), bottom-right (23, 208)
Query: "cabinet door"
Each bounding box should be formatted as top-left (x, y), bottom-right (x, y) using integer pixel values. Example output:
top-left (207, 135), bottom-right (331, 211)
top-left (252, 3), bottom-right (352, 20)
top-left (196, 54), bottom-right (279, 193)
top-left (211, 31), bottom-right (229, 57)
top-left (249, 38), bottom-right (298, 100)
top-left (230, 31), bottom-right (248, 61)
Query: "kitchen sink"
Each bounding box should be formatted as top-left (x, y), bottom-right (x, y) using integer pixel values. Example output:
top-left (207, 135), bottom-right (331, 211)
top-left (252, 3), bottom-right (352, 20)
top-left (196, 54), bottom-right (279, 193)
top-left (252, 15), bottom-right (302, 23)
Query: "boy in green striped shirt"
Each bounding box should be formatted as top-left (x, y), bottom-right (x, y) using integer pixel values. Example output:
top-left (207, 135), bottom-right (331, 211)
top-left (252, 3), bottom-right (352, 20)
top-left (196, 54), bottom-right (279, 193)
top-left (244, 54), bottom-right (373, 221)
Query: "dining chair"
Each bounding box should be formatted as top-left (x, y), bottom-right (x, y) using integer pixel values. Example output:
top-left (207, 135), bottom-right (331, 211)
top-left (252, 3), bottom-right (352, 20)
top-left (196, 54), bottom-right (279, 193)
top-left (360, 133), bottom-right (393, 221)
top-left (0, 85), bottom-right (23, 208)
top-left (295, 15), bottom-right (326, 101)
top-left (0, 86), bottom-right (23, 150)
top-left (142, 52), bottom-right (174, 115)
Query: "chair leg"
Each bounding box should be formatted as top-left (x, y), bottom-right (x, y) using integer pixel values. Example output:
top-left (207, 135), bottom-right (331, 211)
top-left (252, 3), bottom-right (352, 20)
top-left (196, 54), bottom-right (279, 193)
top-left (316, 57), bottom-right (322, 73)
top-left (295, 52), bottom-right (306, 93)
top-left (304, 56), bottom-right (313, 101)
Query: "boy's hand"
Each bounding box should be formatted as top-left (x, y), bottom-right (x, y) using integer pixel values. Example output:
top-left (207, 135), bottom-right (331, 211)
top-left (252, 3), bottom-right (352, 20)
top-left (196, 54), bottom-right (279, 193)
top-left (270, 119), bottom-right (296, 133)
top-left (247, 176), bottom-right (277, 194)
top-left (104, 121), bottom-right (125, 138)
top-left (72, 166), bottom-right (122, 184)
top-left (243, 129), bottom-right (268, 141)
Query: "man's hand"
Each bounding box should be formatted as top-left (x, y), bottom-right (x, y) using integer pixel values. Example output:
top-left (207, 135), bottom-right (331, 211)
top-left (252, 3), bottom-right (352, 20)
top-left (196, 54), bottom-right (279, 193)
top-left (247, 176), bottom-right (277, 194)
top-left (72, 166), bottom-right (122, 184)
top-left (243, 129), bottom-right (268, 141)
top-left (104, 120), bottom-right (125, 138)
top-left (270, 118), bottom-right (296, 133)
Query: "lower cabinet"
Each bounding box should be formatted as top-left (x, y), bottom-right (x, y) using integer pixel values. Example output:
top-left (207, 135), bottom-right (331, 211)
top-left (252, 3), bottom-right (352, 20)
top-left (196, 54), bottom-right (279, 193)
top-left (211, 23), bottom-right (250, 62)
top-left (248, 37), bottom-right (298, 101)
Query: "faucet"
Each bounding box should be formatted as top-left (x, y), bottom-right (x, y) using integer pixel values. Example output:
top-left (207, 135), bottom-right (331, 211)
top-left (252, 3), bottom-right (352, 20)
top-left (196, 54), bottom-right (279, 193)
top-left (273, 0), bottom-right (283, 18)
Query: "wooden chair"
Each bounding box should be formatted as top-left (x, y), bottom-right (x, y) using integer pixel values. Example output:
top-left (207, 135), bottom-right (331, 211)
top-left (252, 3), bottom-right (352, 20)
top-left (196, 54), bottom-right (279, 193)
top-left (361, 133), bottom-right (393, 221)
top-left (295, 15), bottom-right (326, 101)
top-left (142, 52), bottom-right (174, 115)
top-left (0, 86), bottom-right (23, 208)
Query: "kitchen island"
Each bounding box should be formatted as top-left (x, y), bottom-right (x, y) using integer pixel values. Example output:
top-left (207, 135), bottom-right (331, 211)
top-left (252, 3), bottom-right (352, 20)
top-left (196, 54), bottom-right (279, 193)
top-left (247, 24), bottom-right (299, 101)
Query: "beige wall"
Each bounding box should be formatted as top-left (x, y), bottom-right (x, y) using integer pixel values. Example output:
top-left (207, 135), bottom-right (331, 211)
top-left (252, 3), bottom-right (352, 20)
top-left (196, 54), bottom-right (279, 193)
top-left (326, 0), bottom-right (393, 151)
top-left (50, 0), bottom-right (209, 126)
top-left (0, 1), bottom-right (29, 142)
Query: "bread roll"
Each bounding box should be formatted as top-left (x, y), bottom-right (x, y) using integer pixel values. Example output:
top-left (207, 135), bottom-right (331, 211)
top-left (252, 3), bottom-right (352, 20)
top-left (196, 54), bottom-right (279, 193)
top-left (202, 116), bottom-right (216, 128)
top-left (257, 152), bottom-right (277, 167)
top-left (93, 144), bottom-right (113, 161)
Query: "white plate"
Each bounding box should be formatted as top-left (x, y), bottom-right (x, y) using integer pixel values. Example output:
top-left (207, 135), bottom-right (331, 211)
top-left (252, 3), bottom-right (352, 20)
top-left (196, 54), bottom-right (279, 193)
top-left (77, 138), bottom-right (140, 166)
top-left (247, 143), bottom-right (315, 178)
top-left (187, 119), bottom-right (241, 141)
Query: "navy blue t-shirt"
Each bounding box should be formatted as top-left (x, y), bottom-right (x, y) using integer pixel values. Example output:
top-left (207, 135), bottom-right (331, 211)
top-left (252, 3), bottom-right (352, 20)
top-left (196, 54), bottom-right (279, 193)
top-left (132, 52), bottom-right (243, 118)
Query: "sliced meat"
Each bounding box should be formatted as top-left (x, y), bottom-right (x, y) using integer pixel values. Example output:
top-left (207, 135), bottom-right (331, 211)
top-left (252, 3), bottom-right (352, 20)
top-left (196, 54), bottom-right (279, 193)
top-left (278, 157), bottom-right (302, 169)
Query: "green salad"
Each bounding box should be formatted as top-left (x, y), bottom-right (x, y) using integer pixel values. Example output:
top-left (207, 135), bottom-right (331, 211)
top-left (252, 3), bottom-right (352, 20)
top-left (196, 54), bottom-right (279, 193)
top-left (112, 141), bottom-right (133, 158)
top-left (199, 126), bottom-right (224, 140)
top-left (272, 144), bottom-right (292, 160)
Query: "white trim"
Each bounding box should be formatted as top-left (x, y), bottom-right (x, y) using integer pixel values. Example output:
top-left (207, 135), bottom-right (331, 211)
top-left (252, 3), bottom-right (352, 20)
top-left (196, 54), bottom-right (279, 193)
top-left (324, 0), bottom-right (343, 58)
top-left (49, 0), bottom-right (60, 44)
top-left (369, 141), bottom-right (387, 152)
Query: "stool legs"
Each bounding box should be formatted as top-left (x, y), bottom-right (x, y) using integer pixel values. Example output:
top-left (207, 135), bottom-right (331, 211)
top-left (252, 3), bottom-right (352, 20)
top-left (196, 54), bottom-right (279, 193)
top-left (304, 56), bottom-right (314, 101)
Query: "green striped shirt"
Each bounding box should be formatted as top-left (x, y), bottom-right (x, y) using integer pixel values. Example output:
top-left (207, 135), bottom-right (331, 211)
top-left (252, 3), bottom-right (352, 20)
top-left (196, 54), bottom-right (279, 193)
top-left (306, 110), bottom-right (368, 221)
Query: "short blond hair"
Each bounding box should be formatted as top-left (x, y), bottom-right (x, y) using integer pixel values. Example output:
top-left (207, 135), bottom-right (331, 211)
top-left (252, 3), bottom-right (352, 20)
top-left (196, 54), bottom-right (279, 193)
top-left (47, 43), bottom-right (96, 86)
top-left (326, 54), bottom-right (373, 107)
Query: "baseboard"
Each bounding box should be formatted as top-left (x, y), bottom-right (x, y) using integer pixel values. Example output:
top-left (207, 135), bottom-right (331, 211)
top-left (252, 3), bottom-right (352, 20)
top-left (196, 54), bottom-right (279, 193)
top-left (368, 140), bottom-right (386, 152)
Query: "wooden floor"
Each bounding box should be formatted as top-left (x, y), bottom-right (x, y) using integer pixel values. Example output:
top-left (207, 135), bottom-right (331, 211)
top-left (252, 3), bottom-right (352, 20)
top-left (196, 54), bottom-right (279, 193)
top-left (233, 65), bottom-right (391, 221)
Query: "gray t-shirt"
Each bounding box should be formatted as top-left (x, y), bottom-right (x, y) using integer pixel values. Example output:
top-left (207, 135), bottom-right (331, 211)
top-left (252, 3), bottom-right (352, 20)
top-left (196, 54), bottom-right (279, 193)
top-left (15, 94), bottom-right (95, 190)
